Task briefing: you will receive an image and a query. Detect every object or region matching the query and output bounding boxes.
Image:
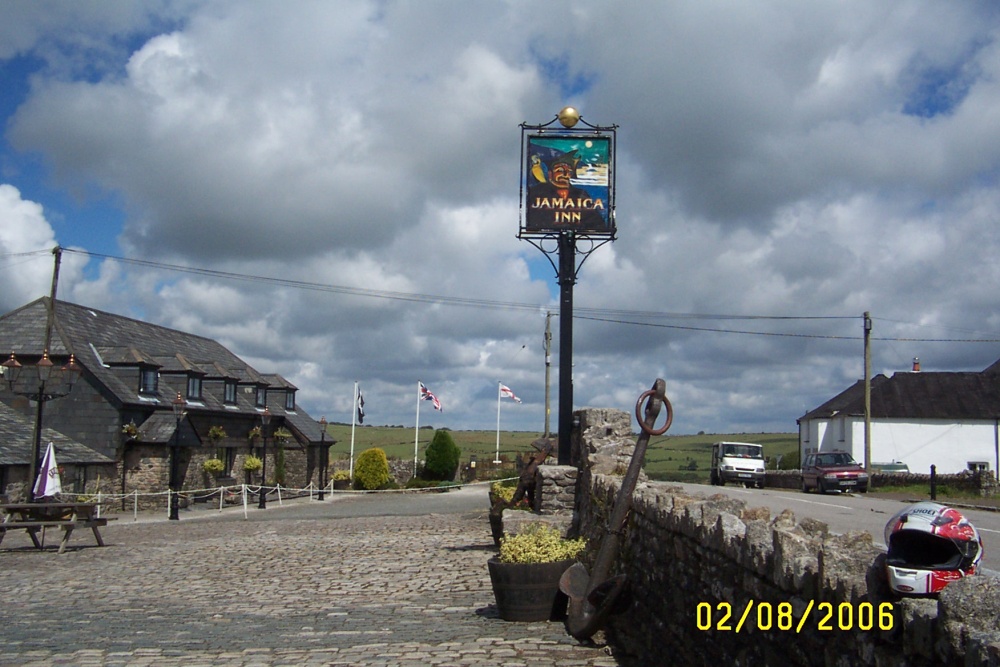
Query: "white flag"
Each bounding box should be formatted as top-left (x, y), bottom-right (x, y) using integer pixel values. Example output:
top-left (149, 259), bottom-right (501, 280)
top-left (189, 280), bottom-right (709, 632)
top-left (500, 384), bottom-right (522, 403)
top-left (33, 441), bottom-right (62, 499)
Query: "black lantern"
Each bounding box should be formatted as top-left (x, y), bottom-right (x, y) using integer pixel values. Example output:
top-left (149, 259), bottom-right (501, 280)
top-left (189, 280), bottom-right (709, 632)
top-left (169, 392), bottom-right (187, 520)
top-left (3, 350), bottom-right (81, 502)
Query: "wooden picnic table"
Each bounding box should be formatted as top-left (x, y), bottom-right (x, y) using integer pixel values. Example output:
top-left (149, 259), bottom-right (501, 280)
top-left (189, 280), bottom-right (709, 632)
top-left (0, 502), bottom-right (110, 554)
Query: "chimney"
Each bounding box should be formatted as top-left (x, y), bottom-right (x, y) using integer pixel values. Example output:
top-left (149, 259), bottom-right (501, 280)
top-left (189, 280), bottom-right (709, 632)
top-left (912, 357), bottom-right (921, 372)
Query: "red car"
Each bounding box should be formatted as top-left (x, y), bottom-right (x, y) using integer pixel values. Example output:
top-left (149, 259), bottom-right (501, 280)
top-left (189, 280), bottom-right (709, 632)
top-left (801, 451), bottom-right (869, 493)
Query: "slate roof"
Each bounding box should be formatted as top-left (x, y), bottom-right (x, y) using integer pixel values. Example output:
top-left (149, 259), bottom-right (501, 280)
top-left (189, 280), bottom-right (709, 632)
top-left (800, 365), bottom-right (1000, 422)
top-left (0, 298), bottom-right (323, 444)
top-left (0, 402), bottom-right (112, 466)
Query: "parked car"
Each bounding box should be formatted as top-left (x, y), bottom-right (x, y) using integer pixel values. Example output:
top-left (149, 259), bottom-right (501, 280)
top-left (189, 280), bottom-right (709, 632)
top-left (872, 461), bottom-right (910, 474)
top-left (801, 451), bottom-right (869, 493)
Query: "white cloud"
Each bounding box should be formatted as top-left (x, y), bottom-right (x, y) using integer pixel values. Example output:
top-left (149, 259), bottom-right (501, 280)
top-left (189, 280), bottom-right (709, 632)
top-left (3, 1), bottom-right (1000, 434)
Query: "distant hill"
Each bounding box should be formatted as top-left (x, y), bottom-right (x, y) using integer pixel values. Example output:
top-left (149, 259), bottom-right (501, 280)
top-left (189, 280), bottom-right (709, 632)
top-left (322, 423), bottom-right (798, 483)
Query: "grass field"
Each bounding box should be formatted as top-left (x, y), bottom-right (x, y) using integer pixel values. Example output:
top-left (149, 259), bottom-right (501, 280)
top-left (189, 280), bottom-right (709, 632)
top-left (322, 423), bottom-right (799, 484)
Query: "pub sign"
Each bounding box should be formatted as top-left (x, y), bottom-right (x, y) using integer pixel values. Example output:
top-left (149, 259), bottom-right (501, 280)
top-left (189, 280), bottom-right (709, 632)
top-left (522, 134), bottom-right (614, 236)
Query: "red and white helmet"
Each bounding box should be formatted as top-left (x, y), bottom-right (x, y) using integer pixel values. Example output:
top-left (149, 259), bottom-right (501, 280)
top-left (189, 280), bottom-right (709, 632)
top-left (884, 502), bottom-right (983, 595)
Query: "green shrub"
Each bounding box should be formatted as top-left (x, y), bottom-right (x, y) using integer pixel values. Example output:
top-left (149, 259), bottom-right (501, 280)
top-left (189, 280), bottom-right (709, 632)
top-left (405, 478), bottom-right (440, 490)
top-left (422, 429), bottom-right (460, 481)
top-left (499, 523), bottom-right (586, 564)
top-left (202, 458), bottom-right (225, 474)
top-left (354, 448), bottom-right (391, 490)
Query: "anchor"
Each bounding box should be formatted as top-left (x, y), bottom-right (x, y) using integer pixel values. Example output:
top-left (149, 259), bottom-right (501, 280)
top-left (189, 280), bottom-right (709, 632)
top-left (561, 378), bottom-right (673, 641)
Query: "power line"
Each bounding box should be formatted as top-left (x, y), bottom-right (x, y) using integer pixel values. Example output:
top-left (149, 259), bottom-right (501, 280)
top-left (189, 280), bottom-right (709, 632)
top-left (5, 248), bottom-right (1000, 343)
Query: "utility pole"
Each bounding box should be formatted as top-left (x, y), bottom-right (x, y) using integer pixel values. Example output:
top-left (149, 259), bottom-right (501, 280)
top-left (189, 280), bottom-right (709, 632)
top-left (864, 312), bottom-right (872, 472)
top-left (544, 311), bottom-right (552, 437)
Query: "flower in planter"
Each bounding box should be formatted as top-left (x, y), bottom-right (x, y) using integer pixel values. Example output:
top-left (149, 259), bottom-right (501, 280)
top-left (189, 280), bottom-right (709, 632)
top-left (332, 470), bottom-right (351, 482)
top-left (243, 455), bottom-right (263, 472)
top-left (121, 421), bottom-right (139, 439)
top-left (247, 426), bottom-right (262, 441)
top-left (207, 426), bottom-right (227, 443)
top-left (273, 427), bottom-right (292, 443)
top-left (498, 522), bottom-right (585, 564)
top-left (202, 458), bottom-right (225, 475)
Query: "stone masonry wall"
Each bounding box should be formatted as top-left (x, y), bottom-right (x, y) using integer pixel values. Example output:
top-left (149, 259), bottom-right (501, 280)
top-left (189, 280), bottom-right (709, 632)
top-left (570, 407), bottom-right (1000, 667)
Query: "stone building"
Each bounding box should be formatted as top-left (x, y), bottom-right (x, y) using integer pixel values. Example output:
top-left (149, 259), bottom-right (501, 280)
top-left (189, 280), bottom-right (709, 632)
top-left (0, 297), bottom-right (328, 505)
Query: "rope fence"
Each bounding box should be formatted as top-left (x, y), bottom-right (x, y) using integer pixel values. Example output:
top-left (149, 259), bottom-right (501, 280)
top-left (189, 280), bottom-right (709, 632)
top-left (62, 477), bottom-right (515, 522)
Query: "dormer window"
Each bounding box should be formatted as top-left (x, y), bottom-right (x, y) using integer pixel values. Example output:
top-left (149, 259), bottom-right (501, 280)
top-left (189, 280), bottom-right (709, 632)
top-left (139, 368), bottom-right (158, 394)
top-left (255, 386), bottom-right (266, 408)
top-left (285, 390), bottom-right (295, 411)
top-left (187, 375), bottom-right (203, 400)
top-left (224, 381), bottom-right (237, 405)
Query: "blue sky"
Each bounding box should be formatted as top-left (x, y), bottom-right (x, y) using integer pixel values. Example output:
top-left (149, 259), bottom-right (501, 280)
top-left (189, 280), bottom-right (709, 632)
top-left (2, 1), bottom-right (1000, 437)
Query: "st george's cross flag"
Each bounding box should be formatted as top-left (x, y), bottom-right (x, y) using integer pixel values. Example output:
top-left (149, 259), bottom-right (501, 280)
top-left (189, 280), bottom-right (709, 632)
top-left (500, 384), bottom-right (522, 403)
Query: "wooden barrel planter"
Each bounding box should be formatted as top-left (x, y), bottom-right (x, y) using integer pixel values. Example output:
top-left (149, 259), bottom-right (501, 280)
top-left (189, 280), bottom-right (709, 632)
top-left (489, 512), bottom-right (504, 546)
top-left (487, 558), bottom-right (574, 622)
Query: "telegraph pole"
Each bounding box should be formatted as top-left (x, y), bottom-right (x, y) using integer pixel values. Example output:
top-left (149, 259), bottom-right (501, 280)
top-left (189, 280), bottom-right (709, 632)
top-left (864, 312), bottom-right (872, 472)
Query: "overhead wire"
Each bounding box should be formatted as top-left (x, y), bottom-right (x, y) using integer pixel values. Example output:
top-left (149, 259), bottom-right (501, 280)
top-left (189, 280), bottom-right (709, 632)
top-left (4, 247), bottom-right (999, 344)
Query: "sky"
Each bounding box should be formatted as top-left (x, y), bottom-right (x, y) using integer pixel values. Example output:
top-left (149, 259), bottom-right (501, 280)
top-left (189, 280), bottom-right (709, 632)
top-left (2, 1), bottom-right (1000, 436)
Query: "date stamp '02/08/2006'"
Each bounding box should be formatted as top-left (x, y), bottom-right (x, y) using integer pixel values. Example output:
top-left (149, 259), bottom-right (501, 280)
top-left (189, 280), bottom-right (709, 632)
top-left (696, 600), bottom-right (895, 634)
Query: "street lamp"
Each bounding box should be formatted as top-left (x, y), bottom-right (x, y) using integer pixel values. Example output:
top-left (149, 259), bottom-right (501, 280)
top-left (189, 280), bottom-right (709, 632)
top-left (169, 392), bottom-right (187, 520)
top-left (318, 416), bottom-right (328, 501)
top-left (2, 350), bottom-right (81, 502)
top-left (258, 406), bottom-right (271, 509)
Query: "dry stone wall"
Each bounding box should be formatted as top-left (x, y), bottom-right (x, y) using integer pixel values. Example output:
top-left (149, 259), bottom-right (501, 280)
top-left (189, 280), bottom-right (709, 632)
top-left (569, 407), bottom-right (1000, 667)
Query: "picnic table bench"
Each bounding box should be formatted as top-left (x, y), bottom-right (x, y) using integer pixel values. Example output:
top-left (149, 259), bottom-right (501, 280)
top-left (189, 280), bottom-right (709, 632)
top-left (0, 502), bottom-right (112, 554)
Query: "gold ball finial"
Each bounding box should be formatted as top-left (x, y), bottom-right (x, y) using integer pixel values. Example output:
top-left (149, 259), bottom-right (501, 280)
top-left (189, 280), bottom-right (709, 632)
top-left (557, 106), bottom-right (580, 128)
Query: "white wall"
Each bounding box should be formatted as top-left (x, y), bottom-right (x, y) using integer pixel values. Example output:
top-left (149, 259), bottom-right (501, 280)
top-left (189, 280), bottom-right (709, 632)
top-left (800, 417), bottom-right (1000, 475)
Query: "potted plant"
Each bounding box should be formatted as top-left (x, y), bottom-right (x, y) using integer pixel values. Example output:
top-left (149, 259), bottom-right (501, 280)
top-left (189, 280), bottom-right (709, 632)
top-left (488, 522), bottom-right (586, 622)
top-left (488, 481), bottom-right (532, 546)
top-left (332, 469), bottom-right (351, 490)
top-left (243, 455), bottom-right (263, 474)
top-left (202, 458), bottom-right (225, 476)
top-left (207, 425), bottom-right (227, 444)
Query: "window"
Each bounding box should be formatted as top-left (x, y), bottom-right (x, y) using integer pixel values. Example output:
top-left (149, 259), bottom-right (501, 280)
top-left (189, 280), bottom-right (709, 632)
top-left (968, 462), bottom-right (990, 473)
top-left (187, 376), bottom-right (203, 400)
top-left (255, 386), bottom-right (266, 408)
top-left (285, 390), bottom-right (295, 411)
top-left (224, 381), bottom-right (237, 405)
top-left (139, 369), bottom-right (158, 394)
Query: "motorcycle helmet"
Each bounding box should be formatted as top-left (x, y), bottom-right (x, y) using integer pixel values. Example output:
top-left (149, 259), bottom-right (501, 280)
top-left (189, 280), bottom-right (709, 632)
top-left (884, 502), bottom-right (983, 595)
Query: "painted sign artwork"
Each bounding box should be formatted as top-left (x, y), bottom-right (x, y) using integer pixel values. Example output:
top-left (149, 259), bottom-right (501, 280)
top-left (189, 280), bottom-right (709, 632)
top-left (524, 134), bottom-right (612, 234)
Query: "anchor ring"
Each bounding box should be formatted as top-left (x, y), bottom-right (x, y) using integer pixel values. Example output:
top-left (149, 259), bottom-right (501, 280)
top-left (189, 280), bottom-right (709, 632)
top-left (635, 388), bottom-right (673, 436)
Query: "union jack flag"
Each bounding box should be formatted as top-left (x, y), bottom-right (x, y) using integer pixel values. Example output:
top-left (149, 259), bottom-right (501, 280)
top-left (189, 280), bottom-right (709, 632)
top-left (419, 382), bottom-right (442, 411)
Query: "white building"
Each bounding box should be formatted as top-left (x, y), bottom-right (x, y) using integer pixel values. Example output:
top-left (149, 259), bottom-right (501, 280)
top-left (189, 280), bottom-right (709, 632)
top-left (798, 359), bottom-right (1000, 477)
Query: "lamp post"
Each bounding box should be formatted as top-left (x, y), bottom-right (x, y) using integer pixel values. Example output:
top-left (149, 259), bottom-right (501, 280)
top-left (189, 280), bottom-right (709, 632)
top-left (258, 407), bottom-right (271, 509)
top-left (2, 351), bottom-right (81, 502)
top-left (317, 416), bottom-right (328, 501)
top-left (169, 392), bottom-right (187, 520)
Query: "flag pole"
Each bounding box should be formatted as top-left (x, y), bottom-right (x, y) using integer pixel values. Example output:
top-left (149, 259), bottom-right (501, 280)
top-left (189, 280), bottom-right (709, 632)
top-left (495, 381), bottom-right (503, 463)
top-left (350, 381), bottom-right (358, 478)
top-left (414, 381), bottom-right (421, 477)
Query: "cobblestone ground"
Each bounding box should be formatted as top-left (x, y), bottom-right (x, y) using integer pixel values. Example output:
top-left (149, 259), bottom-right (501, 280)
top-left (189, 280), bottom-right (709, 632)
top-left (0, 495), bottom-right (619, 667)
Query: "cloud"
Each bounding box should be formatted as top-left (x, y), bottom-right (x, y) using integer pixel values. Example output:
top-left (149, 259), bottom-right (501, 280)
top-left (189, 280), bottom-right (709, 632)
top-left (3, 1), bottom-right (1000, 435)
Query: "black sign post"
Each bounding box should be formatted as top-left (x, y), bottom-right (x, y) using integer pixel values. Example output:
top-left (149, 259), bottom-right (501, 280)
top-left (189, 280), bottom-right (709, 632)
top-left (519, 108), bottom-right (617, 465)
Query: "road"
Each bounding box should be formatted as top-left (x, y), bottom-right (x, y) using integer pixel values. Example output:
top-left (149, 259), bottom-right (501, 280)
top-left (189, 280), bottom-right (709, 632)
top-left (666, 481), bottom-right (1000, 576)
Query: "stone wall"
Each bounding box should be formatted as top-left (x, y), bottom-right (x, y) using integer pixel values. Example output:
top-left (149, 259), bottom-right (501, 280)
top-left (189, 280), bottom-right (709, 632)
top-left (765, 469), bottom-right (999, 497)
top-left (570, 407), bottom-right (1000, 667)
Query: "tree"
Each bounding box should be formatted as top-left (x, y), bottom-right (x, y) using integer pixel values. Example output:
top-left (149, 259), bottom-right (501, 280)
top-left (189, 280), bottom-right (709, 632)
top-left (354, 447), bottom-right (391, 490)
top-left (422, 429), bottom-right (461, 481)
